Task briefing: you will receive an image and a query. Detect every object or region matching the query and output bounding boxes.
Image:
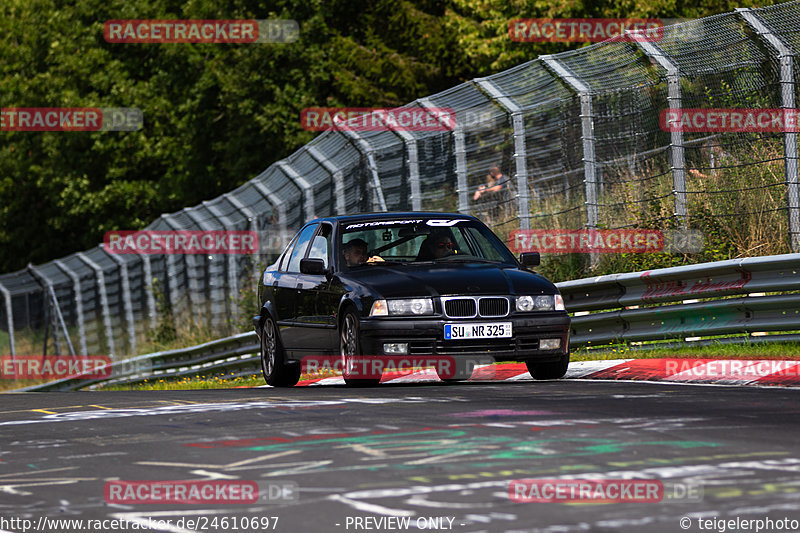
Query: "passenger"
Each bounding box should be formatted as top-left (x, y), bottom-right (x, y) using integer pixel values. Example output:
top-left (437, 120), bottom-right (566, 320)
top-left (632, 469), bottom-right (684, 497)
top-left (417, 233), bottom-right (457, 260)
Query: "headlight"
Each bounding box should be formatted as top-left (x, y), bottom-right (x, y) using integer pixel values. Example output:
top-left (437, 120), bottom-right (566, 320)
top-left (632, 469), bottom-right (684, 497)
top-left (370, 298), bottom-right (434, 316)
top-left (515, 294), bottom-right (562, 312)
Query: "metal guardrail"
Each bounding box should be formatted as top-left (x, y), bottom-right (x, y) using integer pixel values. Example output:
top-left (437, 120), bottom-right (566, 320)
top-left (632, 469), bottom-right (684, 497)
top-left (13, 253), bottom-right (800, 392)
top-left (560, 254), bottom-right (800, 347)
top-left (13, 332), bottom-right (259, 392)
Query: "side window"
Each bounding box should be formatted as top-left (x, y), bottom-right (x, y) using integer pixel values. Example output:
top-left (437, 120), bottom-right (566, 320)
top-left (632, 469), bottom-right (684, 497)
top-left (277, 237), bottom-right (297, 272)
top-left (286, 224), bottom-right (318, 273)
top-left (307, 224), bottom-right (332, 268)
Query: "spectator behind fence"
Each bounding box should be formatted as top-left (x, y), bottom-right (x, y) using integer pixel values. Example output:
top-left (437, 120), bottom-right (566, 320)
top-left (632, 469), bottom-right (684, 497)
top-left (473, 166), bottom-right (511, 223)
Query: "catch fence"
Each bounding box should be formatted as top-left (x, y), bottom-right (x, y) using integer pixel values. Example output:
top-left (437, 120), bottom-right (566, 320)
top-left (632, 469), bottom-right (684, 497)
top-left (2, 3), bottom-right (800, 359)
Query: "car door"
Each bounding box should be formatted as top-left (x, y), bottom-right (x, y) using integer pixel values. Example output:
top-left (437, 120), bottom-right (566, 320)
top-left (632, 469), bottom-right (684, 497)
top-left (274, 223), bottom-right (318, 350)
top-left (294, 223), bottom-right (337, 354)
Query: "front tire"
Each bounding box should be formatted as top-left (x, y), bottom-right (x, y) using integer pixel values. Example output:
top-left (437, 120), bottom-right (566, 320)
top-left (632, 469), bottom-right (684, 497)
top-left (260, 317), bottom-right (300, 387)
top-left (340, 310), bottom-right (380, 387)
top-left (526, 353), bottom-right (569, 380)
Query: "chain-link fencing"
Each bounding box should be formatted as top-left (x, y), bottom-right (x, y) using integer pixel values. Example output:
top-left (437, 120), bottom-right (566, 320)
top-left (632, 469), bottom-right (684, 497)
top-left (2, 3), bottom-right (800, 359)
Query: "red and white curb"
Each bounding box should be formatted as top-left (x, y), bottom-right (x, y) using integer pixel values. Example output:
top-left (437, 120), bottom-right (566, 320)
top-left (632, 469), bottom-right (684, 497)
top-left (295, 358), bottom-right (800, 388)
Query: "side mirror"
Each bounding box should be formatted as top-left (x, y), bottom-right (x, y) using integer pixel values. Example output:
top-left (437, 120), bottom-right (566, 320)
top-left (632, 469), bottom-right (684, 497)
top-left (300, 258), bottom-right (327, 275)
top-left (520, 252), bottom-right (540, 267)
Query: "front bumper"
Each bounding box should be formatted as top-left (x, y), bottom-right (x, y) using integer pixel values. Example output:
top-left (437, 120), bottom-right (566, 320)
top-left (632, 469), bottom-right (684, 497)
top-left (356, 313), bottom-right (571, 364)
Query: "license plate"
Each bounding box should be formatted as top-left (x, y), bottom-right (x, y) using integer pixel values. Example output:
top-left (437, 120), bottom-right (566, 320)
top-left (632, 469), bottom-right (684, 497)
top-left (444, 322), bottom-right (512, 340)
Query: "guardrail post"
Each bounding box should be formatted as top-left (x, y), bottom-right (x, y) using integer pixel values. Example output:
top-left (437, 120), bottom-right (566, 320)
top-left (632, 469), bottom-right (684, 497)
top-left (77, 252), bottom-right (116, 357)
top-left (338, 130), bottom-right (389, 212)
top-left (278, 161), bottom-right (316, 220)
top-left (737, 8), bottom-right (800, 252)
top-left (542, 56), bottom-right (600, 267)
top-left (307, 145), bottom-right (347, 215)
top-left (54, 260), bottom-right (88, 355)
top-left (0, 281), bottom-right (15, 357)
top-left (633, 37), bottom-right (688, 230)
top-left (419, 97), bottom-right (469, 214)
top-left (103, 252), bottom-right (137, 354)
top-left (475, 78), bottom-right (532, 230)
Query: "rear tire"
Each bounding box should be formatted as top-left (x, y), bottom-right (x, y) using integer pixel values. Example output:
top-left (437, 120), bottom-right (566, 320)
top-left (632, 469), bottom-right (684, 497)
top-left (526, 353), bottom-right (569, 380)
top-left (340, 310), bottom-right (380, 387)
top-left (260, 317), bottom-right (300, 387)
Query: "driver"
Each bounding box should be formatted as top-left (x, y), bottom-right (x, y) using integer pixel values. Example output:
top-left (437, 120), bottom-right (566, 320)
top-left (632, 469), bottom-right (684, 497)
top-left (343, 238), bottom-right (384, 266)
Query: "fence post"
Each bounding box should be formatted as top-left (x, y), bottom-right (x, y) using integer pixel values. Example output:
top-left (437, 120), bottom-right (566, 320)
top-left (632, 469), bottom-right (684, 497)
top-left (542, 56), bottom-right (600, 267)
top-left (383, 112), bottom-right (423, 211)
top-left (278, 160), bottom-right (316, 220)
top-left (27, 264), bottom-right (72, 356)
top-left (419, 97), bottom-right (469, 214)
top-left (250, 181), bottom-right (289, 243)
top-left (737, 8), bottom-right (800, 252)
top-left (77, 252), bottom-right (116, 357)
top-left (204, 200), bottom-right (244, 323)
top-left (475, 78), bottom-right (532, 230)
top-left (338, 129), bottom-right (388, 212)
top-left (225, 191), bottom-right (270, 292)
top-left (102, 252), bottom-right (136, 355)
top-left (161, 214), bottom-right (198, 322)
top-left (54, 260), bottom-right (88, 355)
top-left (184, 208), bottom-right (226, 333)
top-left (0, 281), bottom-right (15, 357)
top-left (138, 254), bottom-right (157, 330)
top-left (308, 146), bottom-right (347, 215)
top-left (634, 37), bottom-right (688, 230)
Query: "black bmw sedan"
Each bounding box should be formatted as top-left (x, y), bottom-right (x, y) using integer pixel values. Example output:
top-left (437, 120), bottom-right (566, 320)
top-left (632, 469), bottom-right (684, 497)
top-left (254, 213), bottom-right (570, 387)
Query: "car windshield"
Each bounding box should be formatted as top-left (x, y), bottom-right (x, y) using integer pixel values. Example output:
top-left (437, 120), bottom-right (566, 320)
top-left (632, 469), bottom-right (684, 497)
top-left (339, 217), bottom-right (517, 269)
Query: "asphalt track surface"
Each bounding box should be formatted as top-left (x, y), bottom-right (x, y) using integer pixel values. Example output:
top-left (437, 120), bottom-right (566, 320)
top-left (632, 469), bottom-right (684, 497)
top-left (2, 379), bottom-right (800, 533)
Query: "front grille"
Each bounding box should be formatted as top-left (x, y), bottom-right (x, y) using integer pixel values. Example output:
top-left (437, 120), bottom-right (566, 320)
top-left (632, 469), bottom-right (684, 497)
top-left (442, 296), bottom-right (511, 318)
top-left (444, 298), bottom-right (477, 318)
top-left (479, 297), bottom-right (508, 317)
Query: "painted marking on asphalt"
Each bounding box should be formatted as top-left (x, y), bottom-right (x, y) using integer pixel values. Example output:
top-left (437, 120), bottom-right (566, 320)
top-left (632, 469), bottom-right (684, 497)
top-left (136, 450), bottom-right (302, 471)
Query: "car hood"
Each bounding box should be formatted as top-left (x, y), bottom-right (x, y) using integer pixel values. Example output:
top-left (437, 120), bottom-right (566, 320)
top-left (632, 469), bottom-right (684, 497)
top-left (342, 262), bottom-right (557, 298)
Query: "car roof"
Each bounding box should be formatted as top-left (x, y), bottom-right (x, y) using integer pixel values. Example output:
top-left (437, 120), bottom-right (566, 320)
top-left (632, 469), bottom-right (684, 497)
top-left (307, 212), bottom-right (479, 225)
